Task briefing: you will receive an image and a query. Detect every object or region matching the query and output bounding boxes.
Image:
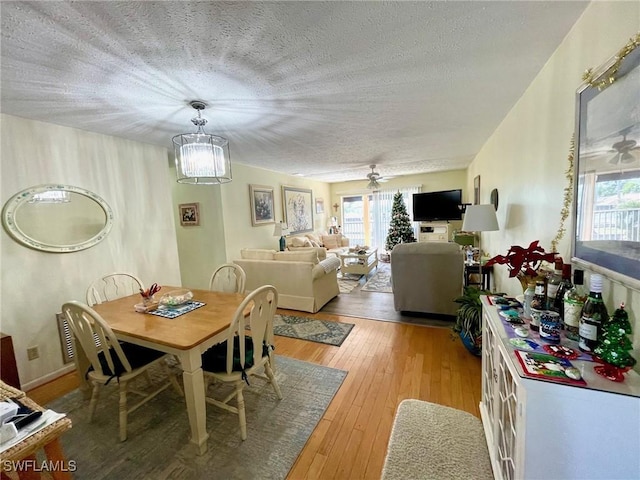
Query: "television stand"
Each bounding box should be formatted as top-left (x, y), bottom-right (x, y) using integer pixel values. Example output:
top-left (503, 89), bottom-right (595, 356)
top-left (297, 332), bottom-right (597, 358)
top-left (418, 222), bottom-right (450, 242)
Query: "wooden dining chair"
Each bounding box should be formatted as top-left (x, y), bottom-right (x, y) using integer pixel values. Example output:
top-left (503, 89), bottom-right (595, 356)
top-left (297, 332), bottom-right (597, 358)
top-left (86, 272), bottom-right (144, 306)
top-left (61, 301), bottom-right (183, 442)
top-left (209, 263), bottom-right (246, 293)
top-left (201, 285), bottom-right (282, 440)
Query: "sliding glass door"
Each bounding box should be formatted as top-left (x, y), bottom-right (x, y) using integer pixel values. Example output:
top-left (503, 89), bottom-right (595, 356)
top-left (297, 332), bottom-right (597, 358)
top-left (340, 186), bottom-right (420, 251)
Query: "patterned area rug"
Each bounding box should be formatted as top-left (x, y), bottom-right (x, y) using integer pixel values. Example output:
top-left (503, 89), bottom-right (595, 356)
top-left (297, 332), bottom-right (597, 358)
top-left (274, 314), bottom-right (355, 346)
top-left (362, 262), bottom-right (392, 293)
top-left (338, 275), bottom-right (361, 293)
top-left (48, 356), bottom-right (347, 480)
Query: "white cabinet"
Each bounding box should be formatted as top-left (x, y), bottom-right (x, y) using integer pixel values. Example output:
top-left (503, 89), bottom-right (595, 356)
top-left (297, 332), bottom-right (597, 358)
top-left (417, 222), bottom-right (450, 242)
top-left (480, 297), bottom-right (640, 480)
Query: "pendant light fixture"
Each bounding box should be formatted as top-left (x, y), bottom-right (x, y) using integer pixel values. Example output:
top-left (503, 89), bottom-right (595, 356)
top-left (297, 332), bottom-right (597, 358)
top-left (172, 101), bottom-right (232, 184)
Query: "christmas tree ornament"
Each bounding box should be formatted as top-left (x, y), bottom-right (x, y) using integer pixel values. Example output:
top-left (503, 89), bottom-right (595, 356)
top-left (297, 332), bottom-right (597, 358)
top-left (385, 192), bottom-right (416, 252)
top-left (593, 303), bottom-right (636, 382)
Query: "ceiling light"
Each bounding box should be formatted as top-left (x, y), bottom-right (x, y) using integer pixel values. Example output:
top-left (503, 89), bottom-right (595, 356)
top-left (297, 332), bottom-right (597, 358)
top-left (172, 101), bottom-right (232, 185)
top-left (366, 164), bottom-right (382, 189)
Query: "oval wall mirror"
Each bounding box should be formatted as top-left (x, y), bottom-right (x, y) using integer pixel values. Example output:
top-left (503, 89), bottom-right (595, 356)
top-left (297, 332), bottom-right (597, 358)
top-left (2, 184), bottom-right (114, 253)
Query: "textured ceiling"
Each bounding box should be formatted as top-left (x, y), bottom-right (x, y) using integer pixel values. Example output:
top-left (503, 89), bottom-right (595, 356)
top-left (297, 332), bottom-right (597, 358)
top-left (0, 1), bottom-right (589, 183)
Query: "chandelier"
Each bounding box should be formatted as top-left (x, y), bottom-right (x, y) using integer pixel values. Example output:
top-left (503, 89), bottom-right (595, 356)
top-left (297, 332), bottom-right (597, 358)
top-left (172, 101), bottom-right (232, 184)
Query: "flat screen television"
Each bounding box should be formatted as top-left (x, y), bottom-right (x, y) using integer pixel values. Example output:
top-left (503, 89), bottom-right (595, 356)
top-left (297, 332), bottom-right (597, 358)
top-left (412, 189), bottom-right (462, 222)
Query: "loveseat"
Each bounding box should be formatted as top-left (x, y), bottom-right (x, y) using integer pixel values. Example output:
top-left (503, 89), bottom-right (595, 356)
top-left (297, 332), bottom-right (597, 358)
top-left (234, 247), bottom-right (340, 313)
top-left (286, 232), bottom-right (349, 256)
top-left (390, 242), bottom-right (464, 316)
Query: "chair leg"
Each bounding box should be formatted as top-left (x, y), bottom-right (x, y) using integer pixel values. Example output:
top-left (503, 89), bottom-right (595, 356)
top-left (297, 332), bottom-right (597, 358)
top-left (88, 383), bottom-right (100, 422)
top-left (119, 381), bottom-right (128, 442)
top-left (236, 383), bottom-right (247, 441)
top-left (264, 360), bottom-right (283, 400)
top-left (161, 359), bottom-right (183, 396)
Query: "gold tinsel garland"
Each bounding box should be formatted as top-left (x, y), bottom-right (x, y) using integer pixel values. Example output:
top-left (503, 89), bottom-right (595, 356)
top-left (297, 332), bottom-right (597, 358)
top-left (550, 135), bottom-right (574, 254)
top-left (582, 32), bottom-right (640, 90)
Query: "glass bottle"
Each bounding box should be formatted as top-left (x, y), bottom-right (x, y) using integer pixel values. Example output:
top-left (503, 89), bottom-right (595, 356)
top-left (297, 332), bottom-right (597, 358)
top-left (523, 281), bottom-right (536, 322)
top-left (563, 269), bottom-right (586, 341)
top-left (553, 263), bottom-right (573, 319)
top-left (545, 258), bottom-right (563, 311)
top-left (578, 273), bottom-right (609, 352)
top-left (529, 279), bottom-right (546, 332)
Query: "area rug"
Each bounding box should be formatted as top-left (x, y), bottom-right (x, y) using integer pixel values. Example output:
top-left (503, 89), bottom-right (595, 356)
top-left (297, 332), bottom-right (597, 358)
top-left (47, 356), bottom-right (347, 480)
top-left (361, 262), bottom-right (392, 293)
top-left (274, 314), bottom-right (354, 346)
top-left (338, 275), bottom-right (361, 293)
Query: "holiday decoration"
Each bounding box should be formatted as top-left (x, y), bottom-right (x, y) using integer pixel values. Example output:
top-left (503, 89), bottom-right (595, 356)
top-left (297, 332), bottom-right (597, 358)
top-left (385, 191), bottom-right (416, 252)
top-left (485, 240), bottom-right (557, 291)
top-left (593, 303), bottom-right (636, 382)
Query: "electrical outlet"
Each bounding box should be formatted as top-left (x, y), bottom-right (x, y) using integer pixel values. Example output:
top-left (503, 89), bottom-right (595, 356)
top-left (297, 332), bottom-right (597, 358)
top-left (27, 346), bottom-right (39, 361)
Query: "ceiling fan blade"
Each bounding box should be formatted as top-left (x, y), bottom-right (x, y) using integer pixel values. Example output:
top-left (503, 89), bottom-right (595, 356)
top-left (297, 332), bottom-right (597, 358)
top-left (609, 152), bottom-right (621, 164)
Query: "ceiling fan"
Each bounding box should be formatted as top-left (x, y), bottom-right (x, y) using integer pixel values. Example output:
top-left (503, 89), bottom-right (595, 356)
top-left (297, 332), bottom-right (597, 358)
top-left (366, 164), bottom-right (383, 189)
top-left (608, 133), bottom-right (640, 164)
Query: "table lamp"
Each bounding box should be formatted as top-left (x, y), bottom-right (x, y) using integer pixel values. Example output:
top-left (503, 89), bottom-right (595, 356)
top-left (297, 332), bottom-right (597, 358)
top-left (462, 204), bottom-right (498, 285)
top-left (273, 221), bottom-right (290, 251)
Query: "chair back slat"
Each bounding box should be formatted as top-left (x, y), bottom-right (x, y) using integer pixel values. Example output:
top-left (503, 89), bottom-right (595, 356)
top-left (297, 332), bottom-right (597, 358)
top-left (62, 301), bottom-right (133, 377)
top-left (223, 285), bottom-right (277, 374)
top-left (209, 264), bottom-right (246, 293)
top-left (86, 273), bottom-right (144, 306)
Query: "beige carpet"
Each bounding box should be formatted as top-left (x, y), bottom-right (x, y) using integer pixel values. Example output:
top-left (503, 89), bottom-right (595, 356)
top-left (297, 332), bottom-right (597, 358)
top-left (382, 399), bottom-right (493, 480)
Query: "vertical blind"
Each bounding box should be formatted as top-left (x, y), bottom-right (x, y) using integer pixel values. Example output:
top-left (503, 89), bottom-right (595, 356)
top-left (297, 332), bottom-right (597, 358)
top-left (370, 185), bottom-right (421, 251)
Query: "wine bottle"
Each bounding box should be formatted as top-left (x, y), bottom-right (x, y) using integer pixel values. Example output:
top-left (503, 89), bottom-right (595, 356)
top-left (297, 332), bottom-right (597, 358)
top-left (578, 273), bottom-right (608, 352)
top-left (546, 258), bottom-right (563, 311)
top-left (563, 269), bottom-right (586, 341)
top-left (529, 279), bottom-right (546, 332)
top-left (553, 263), bottom-right (573, 319)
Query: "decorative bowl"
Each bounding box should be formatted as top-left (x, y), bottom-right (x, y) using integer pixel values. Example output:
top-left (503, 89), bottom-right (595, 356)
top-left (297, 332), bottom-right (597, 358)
top-left (159, 289), bottom-right (193, 308)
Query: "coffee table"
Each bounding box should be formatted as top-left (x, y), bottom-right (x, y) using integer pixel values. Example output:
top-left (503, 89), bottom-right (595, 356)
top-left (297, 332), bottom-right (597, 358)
top-left (338, 248), bottom-right (378, 276)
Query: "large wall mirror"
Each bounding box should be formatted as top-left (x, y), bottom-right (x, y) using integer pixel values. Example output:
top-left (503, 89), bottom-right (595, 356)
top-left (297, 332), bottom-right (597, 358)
top-left (2, 184), bottom-right (114, 253)
top-left (572, 36), bottom-right (640, 291)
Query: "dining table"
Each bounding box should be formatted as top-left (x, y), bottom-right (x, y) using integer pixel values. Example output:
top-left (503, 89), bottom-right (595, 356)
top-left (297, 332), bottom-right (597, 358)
top-left (78, 287), bottom-right (247, 455)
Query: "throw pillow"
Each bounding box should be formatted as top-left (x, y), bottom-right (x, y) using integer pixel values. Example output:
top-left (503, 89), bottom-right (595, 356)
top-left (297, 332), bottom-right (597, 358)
top-left (291, 236), bottom-right (312, 248)
top-left (321, 234), bottom-right (341, 250)
top-left (308, 239), bottom-right (321, 248)
top-left (305, 233), bottom-right (323, 246)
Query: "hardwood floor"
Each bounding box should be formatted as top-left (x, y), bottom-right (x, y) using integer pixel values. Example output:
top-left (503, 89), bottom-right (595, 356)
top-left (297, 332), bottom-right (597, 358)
top-left (27, 308), bottom-right (481, 480)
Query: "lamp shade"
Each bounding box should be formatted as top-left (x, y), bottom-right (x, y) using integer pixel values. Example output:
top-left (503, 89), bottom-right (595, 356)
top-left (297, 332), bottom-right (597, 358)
top-left (462, 204), bottom-right (499, 232)
top-left (273, 222), bottom-right (289, 237)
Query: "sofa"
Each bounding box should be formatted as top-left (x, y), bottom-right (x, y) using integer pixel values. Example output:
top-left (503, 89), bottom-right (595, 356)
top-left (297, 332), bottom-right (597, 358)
top-left (390, 242), bottom-right (464, 316)
top-left (285, 232), bottom-right (349, 256)
top-left (234, 247), bottom-right (340, 313)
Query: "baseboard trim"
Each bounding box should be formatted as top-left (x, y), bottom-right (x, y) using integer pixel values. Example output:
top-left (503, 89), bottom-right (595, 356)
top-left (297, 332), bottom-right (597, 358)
top-left (22, 364), bottom-right (75, 392)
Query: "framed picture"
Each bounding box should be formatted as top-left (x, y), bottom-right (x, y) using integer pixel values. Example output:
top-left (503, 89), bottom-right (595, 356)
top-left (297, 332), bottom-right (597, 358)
top-left (473, 175), bottom-right (481, 205)
top-left (179, 203), bottom-right (200, 226)
top-left (282, 186), bottom-right (314, 234)
top-left (249, 185), bottom-right (275, 226)
top-left (572, 38), bottom-right (640, 290)
top-left (315, 198), bottom-right (325, 214)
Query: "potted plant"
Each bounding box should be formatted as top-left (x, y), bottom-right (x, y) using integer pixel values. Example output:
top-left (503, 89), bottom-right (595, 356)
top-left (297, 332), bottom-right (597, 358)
top-left (453, 286), bottom-right (490, 356)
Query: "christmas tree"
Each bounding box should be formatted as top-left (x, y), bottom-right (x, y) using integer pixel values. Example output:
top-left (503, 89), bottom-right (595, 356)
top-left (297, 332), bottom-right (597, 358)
top-left (385, 192), bottom-right (416, 252)
top-left (593, 303), bottom-right (636, 382)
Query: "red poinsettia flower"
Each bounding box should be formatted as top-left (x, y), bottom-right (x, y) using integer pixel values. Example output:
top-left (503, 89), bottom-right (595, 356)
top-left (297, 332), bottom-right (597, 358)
top-left (485, 240), bottom-right (556, 278)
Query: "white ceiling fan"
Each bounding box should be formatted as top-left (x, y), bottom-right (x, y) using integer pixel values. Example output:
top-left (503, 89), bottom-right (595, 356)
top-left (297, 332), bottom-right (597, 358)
top-left (608, 133), bottom-right (640, 164)
top-left (366, 164), bottom-right (383, 189)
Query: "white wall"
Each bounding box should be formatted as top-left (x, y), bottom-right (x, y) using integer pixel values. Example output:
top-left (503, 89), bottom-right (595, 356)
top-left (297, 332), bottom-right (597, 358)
top-left (1, 114), bottom-right (182, 388)
top-left (467, 2), bottom-right (640, 364)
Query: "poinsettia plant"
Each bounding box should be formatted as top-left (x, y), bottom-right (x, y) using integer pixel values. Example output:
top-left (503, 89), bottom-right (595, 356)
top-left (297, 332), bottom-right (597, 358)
top-left (485, 240), bottom-right (557, 279)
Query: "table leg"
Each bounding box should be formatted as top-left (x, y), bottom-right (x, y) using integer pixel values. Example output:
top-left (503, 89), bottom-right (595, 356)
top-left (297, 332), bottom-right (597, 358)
top-left (179, 349), bottom-right (209, 455)
top-left (43, 439), bottom-right (72, 480)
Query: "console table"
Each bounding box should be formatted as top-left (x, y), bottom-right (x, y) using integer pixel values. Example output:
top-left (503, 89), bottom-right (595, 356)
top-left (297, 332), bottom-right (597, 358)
top-left (480, 297), bottom-right (640, 480)
top-left (338, 248), bottom-right (378, 276)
